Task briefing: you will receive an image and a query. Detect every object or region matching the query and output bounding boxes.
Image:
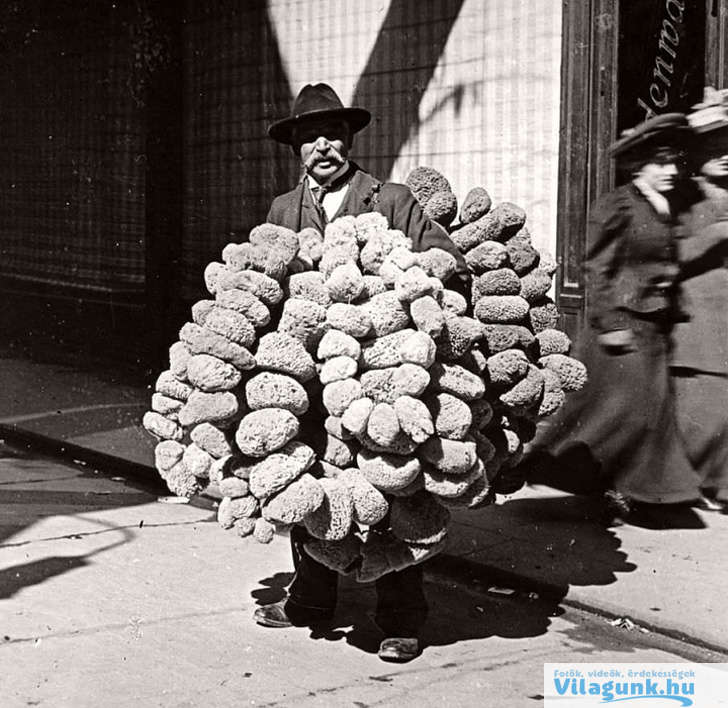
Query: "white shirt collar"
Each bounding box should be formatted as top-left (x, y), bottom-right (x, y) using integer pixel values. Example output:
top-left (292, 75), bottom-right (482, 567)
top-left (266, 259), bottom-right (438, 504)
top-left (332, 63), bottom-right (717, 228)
top-left (306, 161), bottom-right (350, 191)
top-left (633, 177), bottom-right (671, 217)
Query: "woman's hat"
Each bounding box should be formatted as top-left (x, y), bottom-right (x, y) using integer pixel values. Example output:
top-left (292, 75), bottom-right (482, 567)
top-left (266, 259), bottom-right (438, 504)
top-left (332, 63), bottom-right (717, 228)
top-left (687, 87), bottom-right (728, 164)
top-left (609, 112), bottom-right (690, 159)
top-left (268, 83), bottom-right (371, 145)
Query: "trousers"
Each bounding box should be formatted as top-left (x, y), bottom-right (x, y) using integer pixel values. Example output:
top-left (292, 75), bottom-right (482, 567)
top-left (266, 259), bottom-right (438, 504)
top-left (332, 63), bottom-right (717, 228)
top-left (284, 525), bottom-right (428, 637)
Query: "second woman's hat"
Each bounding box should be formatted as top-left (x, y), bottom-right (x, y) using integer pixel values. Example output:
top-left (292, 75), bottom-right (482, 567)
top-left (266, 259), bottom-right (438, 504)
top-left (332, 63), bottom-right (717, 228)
top-left (687, 87), bottom-right (728, 163)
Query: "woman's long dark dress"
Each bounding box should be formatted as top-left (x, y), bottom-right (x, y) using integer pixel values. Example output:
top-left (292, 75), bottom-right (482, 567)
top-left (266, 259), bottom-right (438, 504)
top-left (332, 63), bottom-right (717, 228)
top-left (531, 183), bottom-right (701, 504)
top-left (672, 186), bottom-right (728, 500)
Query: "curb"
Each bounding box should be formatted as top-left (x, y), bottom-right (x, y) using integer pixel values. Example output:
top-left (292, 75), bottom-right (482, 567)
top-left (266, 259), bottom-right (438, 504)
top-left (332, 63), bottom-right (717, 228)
top-left (430, 552), bottom-right (728, 658)
top-left (0, 423), bottom-right (165, 493)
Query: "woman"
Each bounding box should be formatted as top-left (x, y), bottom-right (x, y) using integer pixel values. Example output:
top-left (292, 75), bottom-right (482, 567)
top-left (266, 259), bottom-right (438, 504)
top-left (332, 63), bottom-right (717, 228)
top-left (527, 113), bottom-right (701, 520)
top-left (672, 89), bottom-right (728, 508)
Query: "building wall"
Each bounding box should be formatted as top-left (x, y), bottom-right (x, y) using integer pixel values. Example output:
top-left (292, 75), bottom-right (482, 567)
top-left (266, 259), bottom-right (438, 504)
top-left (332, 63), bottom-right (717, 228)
top-left (0, 3), bottom-right (147, 294)
top-left (267, 0), bottom-right (563, 256)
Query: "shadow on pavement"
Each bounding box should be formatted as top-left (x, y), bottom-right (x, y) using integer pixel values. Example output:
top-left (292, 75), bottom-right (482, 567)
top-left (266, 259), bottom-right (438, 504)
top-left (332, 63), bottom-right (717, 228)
top-left (0, 443), bottom-right (156, 597)
top-left (249, 488), bottom-right (645, 657)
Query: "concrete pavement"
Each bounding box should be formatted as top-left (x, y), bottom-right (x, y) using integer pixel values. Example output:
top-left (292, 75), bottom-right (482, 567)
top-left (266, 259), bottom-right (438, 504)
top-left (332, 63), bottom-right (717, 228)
top-left (2, 446), bottom-right (726, 708)
top-left (1, 348), bottom-right (727, 658)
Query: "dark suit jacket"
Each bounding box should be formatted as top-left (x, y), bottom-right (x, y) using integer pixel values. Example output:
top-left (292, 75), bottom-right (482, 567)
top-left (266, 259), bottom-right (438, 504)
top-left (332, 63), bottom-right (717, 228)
top-left (585, 183), bottom-right (682, 332)
top-left (266, 163), bottom-right (468, 275)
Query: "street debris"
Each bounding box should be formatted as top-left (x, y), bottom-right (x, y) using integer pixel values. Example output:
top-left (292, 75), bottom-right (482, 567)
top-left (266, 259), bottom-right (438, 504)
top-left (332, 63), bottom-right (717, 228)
top-left (609, 616), bottom-right (650, 633)
top-left (157, 496), bottom-right (190, 504)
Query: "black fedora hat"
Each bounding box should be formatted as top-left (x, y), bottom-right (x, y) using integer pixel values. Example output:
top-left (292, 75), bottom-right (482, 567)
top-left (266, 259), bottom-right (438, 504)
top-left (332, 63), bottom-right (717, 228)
top-left (268, 83), bottom-right (371, 145)
top-left (609, 112), bottom-right (689, 159)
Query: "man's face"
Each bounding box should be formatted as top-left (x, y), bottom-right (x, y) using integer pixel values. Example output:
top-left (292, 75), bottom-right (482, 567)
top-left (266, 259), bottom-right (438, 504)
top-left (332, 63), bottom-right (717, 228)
top-left (700, 154), bottom-right (728, 180)
top-left (294, 119), bottom-right (351, 183)
top-left (636, 161), bottom-right (679, 192)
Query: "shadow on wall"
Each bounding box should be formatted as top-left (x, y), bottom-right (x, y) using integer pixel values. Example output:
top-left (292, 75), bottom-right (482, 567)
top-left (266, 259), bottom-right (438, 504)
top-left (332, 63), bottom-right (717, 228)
top-left (352, 0), bottom-right (468, 180)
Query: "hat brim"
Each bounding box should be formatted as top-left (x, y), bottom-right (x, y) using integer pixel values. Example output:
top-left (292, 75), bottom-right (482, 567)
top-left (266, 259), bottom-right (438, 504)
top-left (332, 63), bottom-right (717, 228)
top-left (609, 126), bottom-right (691, 158)
top-left (690, 125), bottom-right (728, 164)
top-left (268, 107), bottom-right (371, 145)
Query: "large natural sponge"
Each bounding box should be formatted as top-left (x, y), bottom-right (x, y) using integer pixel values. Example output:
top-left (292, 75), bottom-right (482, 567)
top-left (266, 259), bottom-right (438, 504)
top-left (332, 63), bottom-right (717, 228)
top-left (366, 402), bottom-right (403, 448)
top-left (419, 436), bottom-right (477, 475)
top-left (278, 297), bottom-right (327, 351)
top-left (186, 354), bottom-right (242, 392)
top-left (427, 392), bottom-right (472, 440)
top-left (326, 303), bottom-right (372, 338)
top-left (318, 329), bottom-right (361, 360)
top-left (360, 364), bottom-right (430, 404)
top-left (215, 269), bottom-right (284, 307)
top-left (459, 186), bottom-right (492, 224)
top-left (465, 241), bottom-right (509, 273)
top-left (452, 202), bottom-right (525, 251)
top-left (473, 269), bottom-right (521, 298)
top-left (357, 449), bottom-right (421, 492)
top-left (337, 468), bottom-right (389, 525)
top-left (528, 298), bottom-right (560, 333)
top-left (323, 378), bottom-right (364, 417)
top-left (144, 411), bottom-right (184, 441)
top-left (486, 349), bottom-right (530, 387)
top-left (361, 291), bottom-right (411, 337)
top-left (245, 372), bottom-right (309, 415)
top-left (539, 353), bottom-right (588, 392)
top-left (247, 441), bottom-right (315, 498)
top-left (262, 472), bottom-right (325, 525)
top-left (393, 395), bottom-right (434, 444)
top-left (326, 261), bottom-right (365, 303)
top-left (405, 166), bottom-right (452, 205)
top-left (304, 534), bottom-right (362, 573)
top-left (429, 362), bottom-right (485, 401)
top-left (235, 408), bottom-right (300, 457)
top-left (474, 295), bottom-right (530, 324)
top-left (360, 329), bottom-right (414, 370)
top-left (190, 422), bottom-right (232, 458)
top-left (423, 460), bottom-right (483, 498)
top-left (390, 491), bottom-right (450, 545)
top-left (178, 390), bottom-right (239, 427)
top-left (222, 241), bottom-right (289, 281)
top-left (424, 190), bottom-right (458, 228)
top-left (303, 477), bottom-right (354, 541)
top-left (179, 322), bottom-right (256, 370)
top-left (216, 288), bottom-right (271, 328)
top-left (255, 332), bottom-right (316, 382)
top-left (249, 222), bottom-right (300, 263)
top-left (286, 271), bottom-right (332, 307)
top-left (535, 328), bottom-right (571, 356)
top-left (417, 248), bottom-right (457, 282)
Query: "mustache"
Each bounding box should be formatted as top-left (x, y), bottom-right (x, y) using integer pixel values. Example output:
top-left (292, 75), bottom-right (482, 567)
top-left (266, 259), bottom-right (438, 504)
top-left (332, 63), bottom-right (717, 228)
top-left (304, 145), bottom-right (345, 171)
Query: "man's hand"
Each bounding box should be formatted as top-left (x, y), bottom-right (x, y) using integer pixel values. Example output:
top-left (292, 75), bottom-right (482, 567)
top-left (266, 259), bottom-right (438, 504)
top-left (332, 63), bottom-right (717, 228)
top-left (597, 329), bottom-right (636, 353)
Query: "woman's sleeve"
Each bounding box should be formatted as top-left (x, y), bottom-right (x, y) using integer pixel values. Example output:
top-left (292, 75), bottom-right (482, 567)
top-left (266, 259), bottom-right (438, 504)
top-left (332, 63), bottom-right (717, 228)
top-left (679, 216), bottom-right (728, 281)
top-left (584, 192), bottom-right (631, 332)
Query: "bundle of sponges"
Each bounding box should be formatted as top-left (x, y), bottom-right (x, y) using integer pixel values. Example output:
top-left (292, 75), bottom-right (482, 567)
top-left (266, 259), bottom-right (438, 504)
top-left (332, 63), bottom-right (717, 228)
top-left (144, 208), bottom-right (503, 571)
top-left (406, 166), bottom-right (587, 489)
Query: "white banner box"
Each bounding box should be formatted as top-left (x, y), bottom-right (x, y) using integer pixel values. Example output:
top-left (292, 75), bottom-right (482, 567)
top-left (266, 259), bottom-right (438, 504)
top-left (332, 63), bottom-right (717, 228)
top-left (544, 663), bottom-right (728, 707)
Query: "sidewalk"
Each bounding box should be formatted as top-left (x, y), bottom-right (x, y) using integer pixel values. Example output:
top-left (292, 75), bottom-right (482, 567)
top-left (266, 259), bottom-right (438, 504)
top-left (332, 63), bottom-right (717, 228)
top-left (1, 349), bottom-right (726, 655)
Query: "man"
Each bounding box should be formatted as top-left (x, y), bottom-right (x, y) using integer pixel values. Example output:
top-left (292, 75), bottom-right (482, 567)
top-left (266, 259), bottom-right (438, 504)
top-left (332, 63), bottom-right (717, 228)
top-left (254, 83), bottom-right (468, 663)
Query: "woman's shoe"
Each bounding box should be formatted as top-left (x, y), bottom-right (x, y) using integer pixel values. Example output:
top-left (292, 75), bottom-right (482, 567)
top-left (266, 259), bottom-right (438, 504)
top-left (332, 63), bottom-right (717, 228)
top-left (600, 489), bottom-right (632, 526)
top-left (693, 494), bottom-right (727, 512)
